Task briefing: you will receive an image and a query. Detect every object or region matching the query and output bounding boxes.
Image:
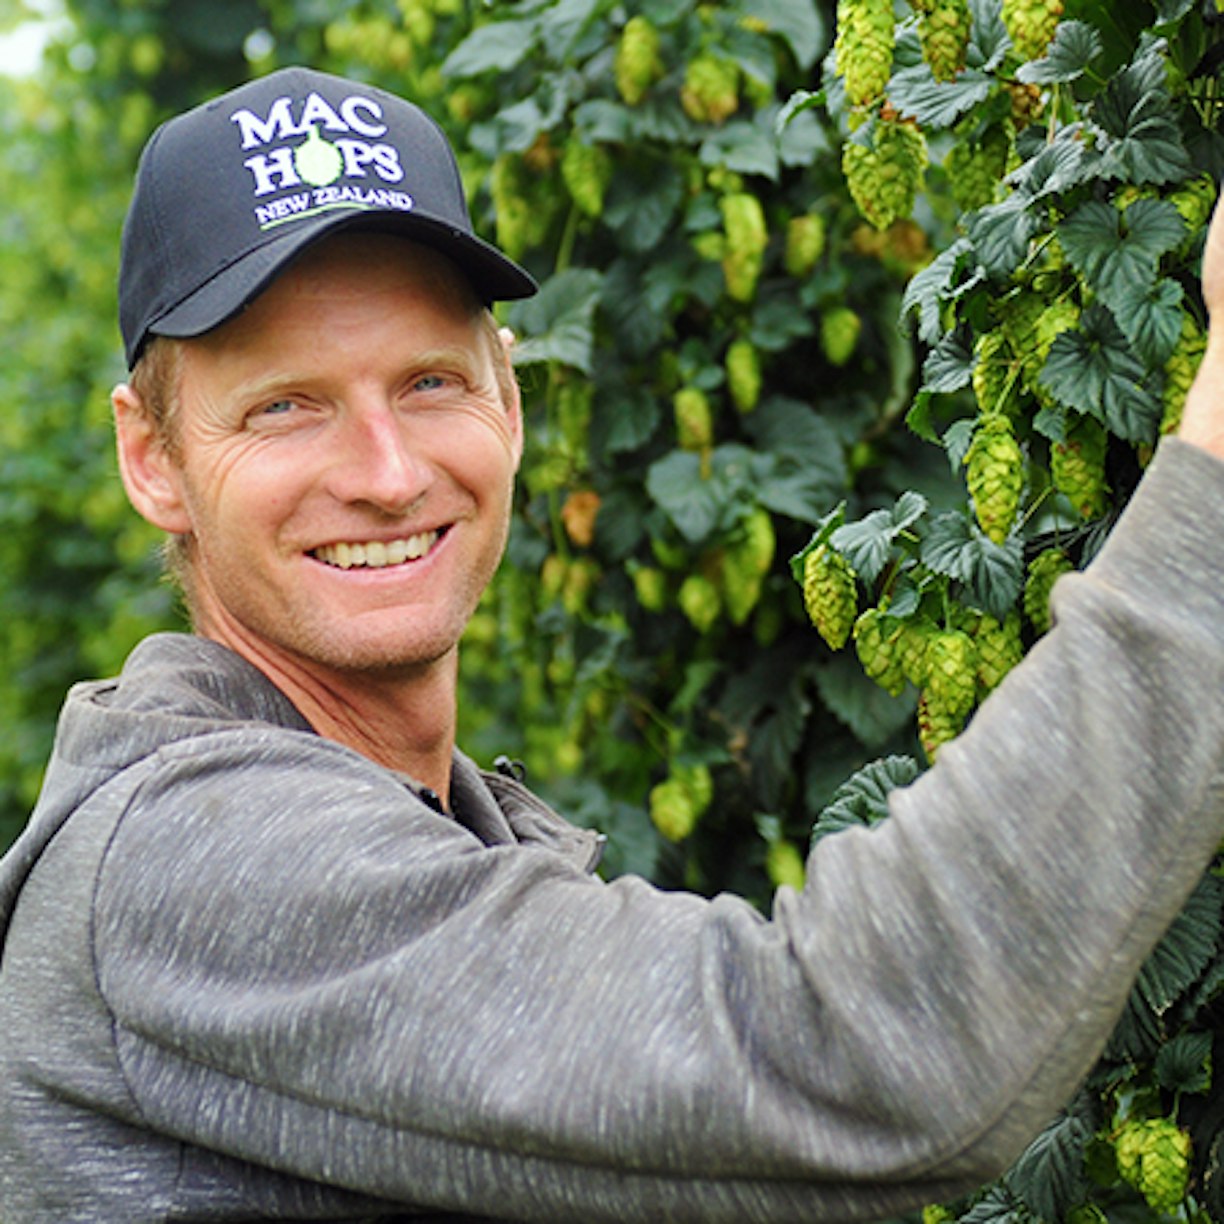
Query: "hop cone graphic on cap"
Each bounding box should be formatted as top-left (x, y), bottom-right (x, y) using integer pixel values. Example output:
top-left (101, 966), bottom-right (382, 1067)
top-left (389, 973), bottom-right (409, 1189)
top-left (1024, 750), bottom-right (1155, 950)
top-left (295, 126), bottom-right (344, 187)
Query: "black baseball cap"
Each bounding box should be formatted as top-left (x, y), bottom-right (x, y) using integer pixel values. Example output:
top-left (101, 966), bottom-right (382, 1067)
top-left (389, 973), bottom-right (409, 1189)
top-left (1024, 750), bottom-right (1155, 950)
top-left (118, 65), bottom-right (536, 368)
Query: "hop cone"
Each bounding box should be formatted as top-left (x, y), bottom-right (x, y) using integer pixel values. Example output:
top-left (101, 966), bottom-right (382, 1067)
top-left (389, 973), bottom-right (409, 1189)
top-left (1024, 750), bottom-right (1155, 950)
top-left (835, 0), bottom-right (895, 105)
top-left (821, 306), bottom-right (863, 367)
top-left (803, 545), bottom-right (858, 650)
top-left (974, 610), bottom-right (1023, 692)
top-left (679, 573), bottom-right (721, 634)
top-left (1051, 414), bottom-right (1108, 519)
top-left (561, 141), bottom-right (612, 218)
top-left (721, 192), bottom-right (768, 302)
top-left (918, 0), bottom-right (971, 81)
top-left (965, 413), bottom-right (1024, 544)
top-left (854, 607), bottom-right (907, 696)
top-left (1001, 0), bottom-right (1063, 60)
top-left (674, 386), bottom-right (713, 451)
top-left (945, 123), bottom-right (1010, 211)
top-left (843, 118), bottom-right (927, 230)
top-left (1114, 1118), bottom-right (1191, 1214)
top-left (972, 329), bottom-right (1015, 415)
top-left (681, 52), bottom-right (740, 125)
top-left (721, 508), bottom-right (775, 626)
top-left (926, 629), bottom-right (978, 719)
top-left (785, 213), bottom-right (827, 277)
top-left (918, 690), bottom-right (967, 762)
top-left (1024, 546), bottom-right (1073, 635)
top-left (726, 339), bottom-right (762, 413)
top-left (1161, 313), bottom-right (1207, 435)
top-left (615, 16), bottom-right (662, 105)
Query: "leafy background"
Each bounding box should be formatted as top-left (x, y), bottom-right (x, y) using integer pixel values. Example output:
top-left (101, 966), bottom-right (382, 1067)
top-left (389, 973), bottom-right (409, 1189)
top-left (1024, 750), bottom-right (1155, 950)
top-left (3, 0), bottom-right (1224, 1216)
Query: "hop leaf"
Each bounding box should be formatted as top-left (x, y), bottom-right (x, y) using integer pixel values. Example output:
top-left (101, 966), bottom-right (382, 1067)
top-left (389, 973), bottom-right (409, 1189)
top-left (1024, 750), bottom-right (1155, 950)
top-left (803, 544), bottom-right (858, 650)
top-left (1114, 1118), bottom-right (1191, 1214)
top-left (1024, 546), bottom-right (1073, 634)
top-left (965, 412), bottom-right (1024, 544)
top-left (834, 0), bottom-right (895, 105)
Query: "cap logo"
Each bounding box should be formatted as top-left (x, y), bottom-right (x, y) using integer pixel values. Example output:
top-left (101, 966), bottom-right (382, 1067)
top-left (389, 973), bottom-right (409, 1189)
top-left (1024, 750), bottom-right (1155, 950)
top-left (229, 91), bottom-right (412, 232)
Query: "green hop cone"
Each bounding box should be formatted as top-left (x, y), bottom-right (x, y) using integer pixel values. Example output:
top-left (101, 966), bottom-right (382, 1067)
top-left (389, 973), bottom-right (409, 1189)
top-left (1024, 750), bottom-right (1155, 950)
top-left (802, 544), bottom-right (858, 650)
top-left (765, 838), bottom-right (807, 890)
top-left (679, 572), bottom-right (721, 633)
top-left (900, 616), bottom-right (938, 687)
top-left (917, 689), bottom-right (967, 762)
top-left (918, 0), bottom-right (971, 81)
top-left (1169, 174), bottom-right (1218, 251)
top-left (1024, 546), bottom-right (1073, 635)
top-left (1028, 297), bottom-right (1081, 402)
top-left (631, 564), bottom-right (668, 613)
top-left (615, 15), bottom-right (663, 106)
top-left (1050, 414), bottom-right (1109, 519)
top-left (834, 0), bottom-right (895, 105)
top-left (1114, 1118), bottom-right (1191, 1214)
top-left (726, 338), bottom-right (763, 413)
top-left (785, 213), bottom-right (827, 278)
top-left (1161, 313), bottom-right (1207, 435)
top-left (820, 306), bottom-right (863, 367)
top-left (945, 123), bottom-right (1010, 211)
top-left (974, 610), bottom-right (1023, 692)
top-left (561, 141), bottom-right (613, 218)
top-left (681, 52), bottom-right (741, 125)
top-left (1001, 0), bottom-right (1063, 60)
top-left (674, 386), bottom-right (714, 451)
top-left (854, 607), bottom-right (907, 696)
top-left (965, 412), bottom-right (1024, 544)
top-left (721, 192), bottom-right (768, 302)
top-left (721, 507), bottom-right (776, 625)
top-left (972, 329), bottom-right (1015, 415)
top-left (843, 118), bottom-right (927, 231)
top-left (926, 629), bottom-right (978, 719)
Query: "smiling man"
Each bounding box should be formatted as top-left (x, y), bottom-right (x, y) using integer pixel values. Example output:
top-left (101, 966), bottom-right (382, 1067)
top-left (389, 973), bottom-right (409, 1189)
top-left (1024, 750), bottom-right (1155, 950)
top-left (5, 65), bottom-right (1224, 1224)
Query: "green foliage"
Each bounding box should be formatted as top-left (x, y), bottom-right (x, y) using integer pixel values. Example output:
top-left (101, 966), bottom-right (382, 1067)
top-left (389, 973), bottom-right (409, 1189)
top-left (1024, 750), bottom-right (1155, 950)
top-left (5, 0), bottom-right (1224, 1216)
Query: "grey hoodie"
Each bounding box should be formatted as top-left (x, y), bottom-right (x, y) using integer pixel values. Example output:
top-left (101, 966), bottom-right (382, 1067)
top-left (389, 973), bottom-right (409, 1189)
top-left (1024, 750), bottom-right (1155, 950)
top-left (4, 439), bottom-right (1224, 1223)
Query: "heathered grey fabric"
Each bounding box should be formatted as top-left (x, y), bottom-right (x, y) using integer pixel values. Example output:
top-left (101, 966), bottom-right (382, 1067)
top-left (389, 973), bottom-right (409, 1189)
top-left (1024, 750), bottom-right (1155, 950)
top-left (4, 438), bottom-right (1224, 1222)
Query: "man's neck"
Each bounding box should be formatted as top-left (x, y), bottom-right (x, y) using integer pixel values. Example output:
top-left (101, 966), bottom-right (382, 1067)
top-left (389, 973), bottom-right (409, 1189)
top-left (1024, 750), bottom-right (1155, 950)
top-left (199, 628), bottom-right (460, 802)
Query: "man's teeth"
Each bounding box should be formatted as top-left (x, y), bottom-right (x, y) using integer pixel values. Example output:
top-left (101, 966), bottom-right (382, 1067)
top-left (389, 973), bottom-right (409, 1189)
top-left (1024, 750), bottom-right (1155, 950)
top-left (314, 532), bottom-right (438, 569)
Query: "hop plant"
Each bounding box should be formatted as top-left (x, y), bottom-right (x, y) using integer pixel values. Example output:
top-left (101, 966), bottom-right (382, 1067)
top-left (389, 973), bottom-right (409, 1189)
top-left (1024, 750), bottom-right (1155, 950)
top-left (765, 837), bottom-right (808, 890)
top-left (802, 544), bottom-right (858, 650)
top-left (965, 412), bottom-right (1024, 544)
top-left (631, 565), bottom-right (668, 613)
top-left (918, 689), bottom-right (967, 762)
top-left (721, 192), bottom-right (768, 302)
top-left (726, 338), bottom-right (762, 413)
top-left (854, 607), bottom-right (907, 696)
top-left (1161, 312), bottom-right (1207, 435)
top-left (681, 51), bottom-right (741, 125)
top-left (1050, 414), bottom-right (1109, 519)
top-left (785, 213), bottom-right (827, 277)
top-left (1114, 1118), bottom-right (1191, 1214)
top-left (1168, 173), bottom-right (1218, 247)
top-left (820, 306), bottom-right (863, 367)
top-left (674, 386), bottom-right (714, 451)
top-left (1001, 0), bottom-right (1063, 60)
top-left (614, 15), bottom-right (663, 106)
top-left (945, 123), bottom-right (1010, 211)
top-left (915, 0), bottom-right (972, 82)
top-left (561, 141), bottom-right (613, 218)
top-left (843, 117), bottom-right (927, 231)
top-left (900, 616), bottom-right (938, 686)
top-left (974, 610), bottom-right (1023, 692)
top-left (834, 0), bottom-right (895, 105)
top-left (1027, 297), bottom-right (1082, 402)
top-left (1024, 546), bottom-right (1074, 634)
top-left (926, 629), bottom-right (978, 719)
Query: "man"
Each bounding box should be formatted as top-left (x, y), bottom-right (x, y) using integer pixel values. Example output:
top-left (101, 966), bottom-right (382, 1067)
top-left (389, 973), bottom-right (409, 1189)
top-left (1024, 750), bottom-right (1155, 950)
top-left (2, 64), bottom-right (1224, 1222)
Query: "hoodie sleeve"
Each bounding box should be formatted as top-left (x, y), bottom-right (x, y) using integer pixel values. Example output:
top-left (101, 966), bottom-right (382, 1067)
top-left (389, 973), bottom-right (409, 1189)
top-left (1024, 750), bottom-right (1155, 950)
top-left (92, 437), bottom-right (1224, 1224)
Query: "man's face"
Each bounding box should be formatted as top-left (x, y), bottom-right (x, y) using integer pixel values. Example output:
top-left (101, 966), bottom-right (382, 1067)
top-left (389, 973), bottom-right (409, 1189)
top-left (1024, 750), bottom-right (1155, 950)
top-left (148, 233), bottom-right (522, 682)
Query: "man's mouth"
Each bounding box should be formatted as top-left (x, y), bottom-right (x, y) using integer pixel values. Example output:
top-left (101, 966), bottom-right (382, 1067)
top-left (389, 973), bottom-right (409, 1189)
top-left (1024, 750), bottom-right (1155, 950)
top-left (310, 529), bottom-right (443, 570)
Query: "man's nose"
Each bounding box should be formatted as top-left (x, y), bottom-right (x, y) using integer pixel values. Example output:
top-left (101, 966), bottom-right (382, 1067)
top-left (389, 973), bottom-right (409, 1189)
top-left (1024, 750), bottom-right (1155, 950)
top-left (326, 403), bottom-right (431, 513)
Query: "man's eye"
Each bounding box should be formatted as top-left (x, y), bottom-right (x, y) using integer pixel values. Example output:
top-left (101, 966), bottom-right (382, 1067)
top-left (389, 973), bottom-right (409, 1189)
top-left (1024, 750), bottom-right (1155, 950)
top-left (260, 399), bottom-right (297, 416)
top-left (413, 374), bottom-right (447, 393)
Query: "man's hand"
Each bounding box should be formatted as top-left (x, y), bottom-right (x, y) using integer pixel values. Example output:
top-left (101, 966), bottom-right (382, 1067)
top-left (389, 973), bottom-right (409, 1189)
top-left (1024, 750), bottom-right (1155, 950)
top-left (1178, 187), bottom-right (1224, 459)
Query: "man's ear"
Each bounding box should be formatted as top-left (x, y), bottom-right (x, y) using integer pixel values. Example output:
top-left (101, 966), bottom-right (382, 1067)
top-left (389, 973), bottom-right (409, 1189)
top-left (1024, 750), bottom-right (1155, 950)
top-left (497, 326), bottom-right (525, 468)
top-left (112, 383), bottom-right (192, 534)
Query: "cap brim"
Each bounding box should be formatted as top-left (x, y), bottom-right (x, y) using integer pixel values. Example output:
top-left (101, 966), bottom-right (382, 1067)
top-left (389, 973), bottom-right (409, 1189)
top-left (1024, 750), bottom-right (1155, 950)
top-left (148, 209), bottom-right (537, 344)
